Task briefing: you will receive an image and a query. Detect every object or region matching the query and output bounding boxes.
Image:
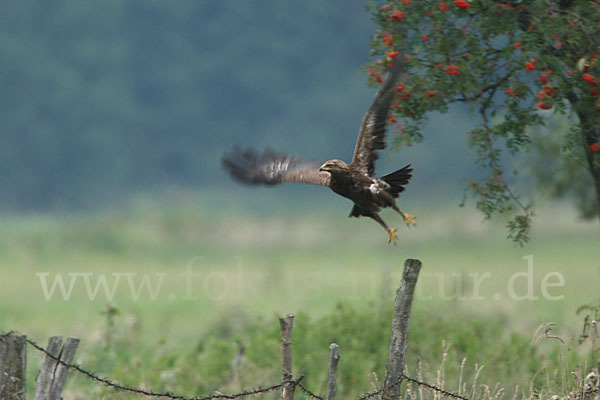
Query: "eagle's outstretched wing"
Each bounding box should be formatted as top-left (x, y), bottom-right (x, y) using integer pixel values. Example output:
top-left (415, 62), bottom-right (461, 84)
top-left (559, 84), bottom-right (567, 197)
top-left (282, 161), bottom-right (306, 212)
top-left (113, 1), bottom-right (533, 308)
top-left (350, 55), bottom-right (405, 177)
top-left (222, 147), bottom-right (330, 186)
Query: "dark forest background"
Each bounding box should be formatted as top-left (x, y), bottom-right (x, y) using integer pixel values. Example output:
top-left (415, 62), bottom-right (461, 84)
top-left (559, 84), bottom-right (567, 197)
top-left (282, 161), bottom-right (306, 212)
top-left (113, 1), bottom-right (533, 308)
top-left (1, 1), bottom-right (479, 212)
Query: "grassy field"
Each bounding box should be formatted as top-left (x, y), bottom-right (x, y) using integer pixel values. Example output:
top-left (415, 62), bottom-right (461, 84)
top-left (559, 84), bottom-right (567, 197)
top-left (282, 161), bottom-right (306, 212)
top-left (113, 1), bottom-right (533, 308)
top-left (0, 202), bottom-right (598, 398)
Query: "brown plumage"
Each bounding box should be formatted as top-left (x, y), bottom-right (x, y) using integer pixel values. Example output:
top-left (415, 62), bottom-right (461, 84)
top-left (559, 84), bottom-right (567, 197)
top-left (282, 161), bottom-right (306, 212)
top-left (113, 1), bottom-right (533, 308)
top-left (221, 55), bottom-right (415, 243)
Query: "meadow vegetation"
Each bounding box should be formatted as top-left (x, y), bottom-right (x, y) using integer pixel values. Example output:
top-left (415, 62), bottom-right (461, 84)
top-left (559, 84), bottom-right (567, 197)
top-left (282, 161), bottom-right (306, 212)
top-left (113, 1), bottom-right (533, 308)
top-left (1, 202), bottom-right (598, 398)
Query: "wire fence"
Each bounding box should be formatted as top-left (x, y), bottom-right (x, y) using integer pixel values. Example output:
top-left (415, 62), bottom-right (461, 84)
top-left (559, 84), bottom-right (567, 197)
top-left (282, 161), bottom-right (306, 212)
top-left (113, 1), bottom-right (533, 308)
top-left (24, 335), bottom-right (473, 400)
top-left (26, 335), bottom-right (298, 400)
top-left (6, 257), bottom-right (598, 400)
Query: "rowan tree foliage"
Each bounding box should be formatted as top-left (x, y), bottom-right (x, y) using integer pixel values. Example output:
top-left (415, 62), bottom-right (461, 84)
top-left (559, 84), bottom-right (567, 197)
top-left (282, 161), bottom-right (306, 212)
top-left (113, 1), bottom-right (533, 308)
top-left (365, 0), bottom-right (600, 244)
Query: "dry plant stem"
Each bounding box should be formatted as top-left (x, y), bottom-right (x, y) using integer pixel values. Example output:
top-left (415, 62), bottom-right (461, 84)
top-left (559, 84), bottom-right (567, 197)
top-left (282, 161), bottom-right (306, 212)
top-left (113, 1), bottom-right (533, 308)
top-left (471, 365), bottom-right (484, 400)
top-left (459, 358), bottom-right (467, 396)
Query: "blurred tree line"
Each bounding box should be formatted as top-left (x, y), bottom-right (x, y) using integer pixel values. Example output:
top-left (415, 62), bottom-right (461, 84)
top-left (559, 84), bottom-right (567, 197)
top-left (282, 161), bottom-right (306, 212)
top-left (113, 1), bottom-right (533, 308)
top-left (0, 1), bottom-right (478, 212)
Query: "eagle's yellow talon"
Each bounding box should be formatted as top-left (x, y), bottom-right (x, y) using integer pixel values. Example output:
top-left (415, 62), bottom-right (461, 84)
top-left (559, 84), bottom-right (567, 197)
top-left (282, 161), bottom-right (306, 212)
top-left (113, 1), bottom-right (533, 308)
top-left (403, 214), bottom-right (416, 226)
top-left (388, 228), bottom-right (397, 244)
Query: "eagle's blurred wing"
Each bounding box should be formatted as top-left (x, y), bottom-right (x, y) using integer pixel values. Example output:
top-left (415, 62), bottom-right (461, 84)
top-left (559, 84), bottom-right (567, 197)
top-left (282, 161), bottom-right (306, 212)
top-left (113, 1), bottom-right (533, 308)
top-left (350, 55), bottom-right (405, 177)
top-left (222, 147), bottom-right (330, 186)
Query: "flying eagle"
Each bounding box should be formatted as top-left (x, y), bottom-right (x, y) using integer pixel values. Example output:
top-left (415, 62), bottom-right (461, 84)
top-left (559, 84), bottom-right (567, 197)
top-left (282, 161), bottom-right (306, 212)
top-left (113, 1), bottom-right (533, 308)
top-left (222, 55), bottom-right (415, 243)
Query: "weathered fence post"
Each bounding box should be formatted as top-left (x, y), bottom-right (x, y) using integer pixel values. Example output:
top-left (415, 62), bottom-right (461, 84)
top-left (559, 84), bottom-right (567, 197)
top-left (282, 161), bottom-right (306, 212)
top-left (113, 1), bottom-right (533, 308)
top-left (326, 343), bottom-right (340, 400)
top-left (0, 332), bottom-right (27, 400)
top-left (34, 336), bottom-right (80, 400)
top-left (279, 314), bottom-right (295, 400)
top-left (381, 259), bottom-right (422, 400)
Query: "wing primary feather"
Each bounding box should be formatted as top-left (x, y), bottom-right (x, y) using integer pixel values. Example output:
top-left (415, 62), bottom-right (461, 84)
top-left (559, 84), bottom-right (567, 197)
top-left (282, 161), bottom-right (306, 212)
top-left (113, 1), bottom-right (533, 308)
top-left (351, 54), bottom-right (405, 176)
top-left (222, 147), bottom-right (330, 187)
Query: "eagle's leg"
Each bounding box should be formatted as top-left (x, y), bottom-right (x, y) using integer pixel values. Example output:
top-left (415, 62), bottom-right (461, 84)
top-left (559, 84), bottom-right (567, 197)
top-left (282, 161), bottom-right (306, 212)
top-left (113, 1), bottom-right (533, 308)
top-left (368, 212), bottom-right (397, 244)
top-left (392, 204), bottom-right (416, 227)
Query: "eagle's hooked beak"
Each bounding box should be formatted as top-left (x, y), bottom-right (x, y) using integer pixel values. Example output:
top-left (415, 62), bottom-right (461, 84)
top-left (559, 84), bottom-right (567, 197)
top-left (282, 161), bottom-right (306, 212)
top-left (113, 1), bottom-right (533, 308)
top-left (319, 164), bottom-right (331, 172)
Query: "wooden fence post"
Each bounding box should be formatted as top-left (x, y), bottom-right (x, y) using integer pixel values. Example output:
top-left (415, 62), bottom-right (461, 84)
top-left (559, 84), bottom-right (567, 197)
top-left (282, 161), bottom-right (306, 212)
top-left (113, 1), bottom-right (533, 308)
top-left (0, 332), bottom-right (27, 400)
top-left (326, 343), bottom-right (340, 400)
top-left (381, 259), bottom-right (422, 400)
top-left (34, 336), bottom-right (80, 400)
top-left (279, 314), bottom-right (295, 400)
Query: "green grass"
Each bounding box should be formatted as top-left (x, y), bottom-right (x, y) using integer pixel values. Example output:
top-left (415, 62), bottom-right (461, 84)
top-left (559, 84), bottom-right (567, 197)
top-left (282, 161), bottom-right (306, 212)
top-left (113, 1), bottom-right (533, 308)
top-left (1, 203), bottom-right (597, 337)
top-left (0, 202), bottom-right (598, 398)
top-left (33, 302), bottom-right (599, 399)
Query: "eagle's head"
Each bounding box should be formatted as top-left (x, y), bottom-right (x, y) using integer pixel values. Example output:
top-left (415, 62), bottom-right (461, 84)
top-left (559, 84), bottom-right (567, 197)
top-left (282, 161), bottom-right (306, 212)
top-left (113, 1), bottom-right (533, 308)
top-left (319, 159), bottom-right (349, 175)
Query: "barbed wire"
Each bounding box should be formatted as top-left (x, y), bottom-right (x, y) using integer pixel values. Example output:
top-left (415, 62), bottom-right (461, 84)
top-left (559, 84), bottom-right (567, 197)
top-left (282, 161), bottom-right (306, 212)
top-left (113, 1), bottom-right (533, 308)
top-left (26, 336), bottom-right (303, 400)
top-left (356, 377), bottom-right (404, 400)
top-left (355, 373), bottom-right (471, 400)
top-left (403, 374), bottom-right (470, 400)
top-left (25, 335), bottom-right (473, 400)
top-left (297, 382), bottom-right (324, 400)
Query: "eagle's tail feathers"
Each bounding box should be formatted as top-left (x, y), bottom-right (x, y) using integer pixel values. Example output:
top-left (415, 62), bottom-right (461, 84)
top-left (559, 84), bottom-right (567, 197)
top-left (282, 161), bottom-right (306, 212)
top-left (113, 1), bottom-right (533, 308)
top-left (380, 165), bottom-right (412, 196)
